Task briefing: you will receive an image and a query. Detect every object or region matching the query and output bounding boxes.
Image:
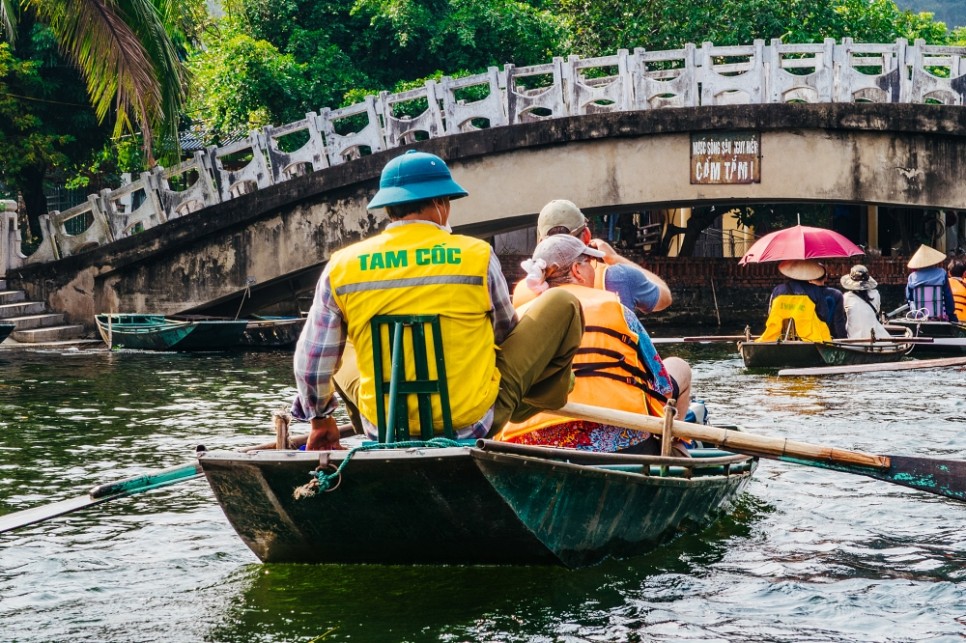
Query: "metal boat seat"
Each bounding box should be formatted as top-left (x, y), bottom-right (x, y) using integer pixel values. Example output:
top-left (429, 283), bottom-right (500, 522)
top-left (370, 315), bottom-right (454, 443)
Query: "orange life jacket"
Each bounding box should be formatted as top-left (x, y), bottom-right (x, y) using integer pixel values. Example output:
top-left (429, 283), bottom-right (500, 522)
top-left (512, 262), bottom-right (608, 307)
top-left (497, 284), bottom-right (663, 442)
top-left (950, 277), bottom-right (966, 319)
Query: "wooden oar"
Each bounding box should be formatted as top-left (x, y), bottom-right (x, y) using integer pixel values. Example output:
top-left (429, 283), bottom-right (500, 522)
top-left (0, 422), bottom-right (356, 535)
top-left (0, 462), bottom-right (203, 534)
top-left (650, 335), bottom-right (756, 345)
top-left (550, 402), bottom-right (966, 502)
top-left (778, 355), bottom-right (966, 376)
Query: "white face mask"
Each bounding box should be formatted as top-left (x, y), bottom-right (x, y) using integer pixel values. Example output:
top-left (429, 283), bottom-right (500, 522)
top-left (434, 201), bottom-right (452, 232)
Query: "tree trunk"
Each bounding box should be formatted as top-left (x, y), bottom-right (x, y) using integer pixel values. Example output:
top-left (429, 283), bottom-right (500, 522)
top-left (18, 164), bottom-right (48, 242)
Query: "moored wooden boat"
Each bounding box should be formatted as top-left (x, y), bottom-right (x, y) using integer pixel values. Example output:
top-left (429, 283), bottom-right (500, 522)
top-left (171, 314), bottom-right (306, 349)
top-left (738, 326), bottom-right (915, 369)
top-left (238, 316), bottom-right (305, 349)
top-left (95, 313), bottom-right (248, 351)
top-left (0, 321), bottom-right (14, 343)
top-left (198, 439), bottom-right (756, 567)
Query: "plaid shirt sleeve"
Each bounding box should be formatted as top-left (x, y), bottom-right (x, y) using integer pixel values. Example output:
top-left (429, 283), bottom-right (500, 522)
top-left (488, 251), bottom-right (517, 343)
top-left (291, 263), bottom-right (345, 421)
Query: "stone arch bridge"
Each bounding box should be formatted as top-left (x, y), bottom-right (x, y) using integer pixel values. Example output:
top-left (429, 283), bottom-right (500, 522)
top-left (2, 39), bottom-right (965, 327)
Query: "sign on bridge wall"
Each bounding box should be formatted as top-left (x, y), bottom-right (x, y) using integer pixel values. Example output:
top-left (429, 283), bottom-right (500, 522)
top-left (690, 132), bottom-right (761, 185)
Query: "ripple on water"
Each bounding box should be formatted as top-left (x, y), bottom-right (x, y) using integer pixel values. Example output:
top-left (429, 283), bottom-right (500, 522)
top-left (1, 350), bottom-right (965, 642)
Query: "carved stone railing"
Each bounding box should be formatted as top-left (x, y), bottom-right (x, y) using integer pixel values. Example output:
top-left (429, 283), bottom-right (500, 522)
top-left (4, 38), bottom-right (965, 276)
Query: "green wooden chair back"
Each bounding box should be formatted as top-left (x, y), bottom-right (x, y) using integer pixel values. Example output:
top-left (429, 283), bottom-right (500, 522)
top-left (370, 315), bottom-right (454, 443)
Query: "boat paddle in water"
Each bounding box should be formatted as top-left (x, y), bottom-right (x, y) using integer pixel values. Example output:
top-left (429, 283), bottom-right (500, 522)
top-left (0, 421), bottom-right (353, 535)
top-left (553, 402), bottom-right (966, 502)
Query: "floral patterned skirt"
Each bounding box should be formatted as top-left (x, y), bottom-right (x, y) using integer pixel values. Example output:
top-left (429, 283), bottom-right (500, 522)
top-left (504, 420), bottom-right (654, 452)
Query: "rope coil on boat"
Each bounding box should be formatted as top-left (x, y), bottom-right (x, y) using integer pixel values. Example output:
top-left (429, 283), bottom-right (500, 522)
top-left (292, 438), bottom-right (465, 499)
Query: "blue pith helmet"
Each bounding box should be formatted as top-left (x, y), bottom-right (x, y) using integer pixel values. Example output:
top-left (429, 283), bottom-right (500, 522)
top-left (366, 150), bottom-right (468, 210)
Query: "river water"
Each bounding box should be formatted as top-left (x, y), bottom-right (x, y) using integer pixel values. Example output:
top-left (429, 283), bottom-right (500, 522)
top-left (1, 344), bottom-right (965, 642)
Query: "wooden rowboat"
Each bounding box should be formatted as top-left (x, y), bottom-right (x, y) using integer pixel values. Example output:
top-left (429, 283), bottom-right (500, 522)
top-left (737, 326), bottom-right (915, 369)
top-left (95, 313), bottom-right (249, 351)
top-left (171, 314), bottom-right (306, 349)
top-left (197, 438), bottom-right (756, 567)
top-left (0, 322), bottom-right (14, 343)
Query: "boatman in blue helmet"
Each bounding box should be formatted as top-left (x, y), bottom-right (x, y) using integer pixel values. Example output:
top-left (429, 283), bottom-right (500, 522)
top-left (292, 150), bottom-right (584, 450)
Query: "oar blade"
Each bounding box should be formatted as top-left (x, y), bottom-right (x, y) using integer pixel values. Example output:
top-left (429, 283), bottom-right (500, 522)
top-left (0, 495), bottom-right (111, 534)
top-left (0, 463), bottom-right (203, 535)
top-left (784, 454), bottom-right (966, 502)
top-left (882, 455), bottom-right (966, 501)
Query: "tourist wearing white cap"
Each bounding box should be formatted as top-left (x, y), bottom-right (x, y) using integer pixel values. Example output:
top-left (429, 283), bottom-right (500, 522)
top-left (512, 199), bottom-right (672, 314)
top-left (498, 235), bottom-right (693, 456)
top-left (840, 265), bottom-right (892, 339)
top-left (293, 150), bottom-right (583, 449)
top-left (905, 244), bottom-right (959, 322)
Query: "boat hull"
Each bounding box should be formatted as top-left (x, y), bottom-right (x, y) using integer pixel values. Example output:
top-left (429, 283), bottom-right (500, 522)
top-left (199, 443), bottom-right (755, 567)
top-left (739, 335), bottom-right (913, 369)
top-left (888, 319), bottom-right (966, 354)
top-left (738, 341), bottom-right (824, 368)
top-left (95, 314), bottom-right (248, 351)
top-left (238, 317), bottom-right (305, 349)
top-left (0, 322), bottom-right (14, 343)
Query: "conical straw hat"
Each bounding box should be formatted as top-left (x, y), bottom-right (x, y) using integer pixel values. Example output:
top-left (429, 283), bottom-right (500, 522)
top-left (778, 260), bottom-right (825, 281)
top-left (907, 244), bottom-right (946, 269)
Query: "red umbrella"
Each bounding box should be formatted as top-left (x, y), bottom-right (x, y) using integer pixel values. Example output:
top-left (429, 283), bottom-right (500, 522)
top-left (738, 225), bottom-right (864, 265)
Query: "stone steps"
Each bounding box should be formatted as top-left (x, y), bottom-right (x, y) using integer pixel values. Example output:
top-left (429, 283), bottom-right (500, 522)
top-left (0, 280), bottom-right (96, 348)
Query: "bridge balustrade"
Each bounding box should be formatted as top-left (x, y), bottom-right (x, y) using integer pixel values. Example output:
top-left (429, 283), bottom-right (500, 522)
top-left (440, 68), bottom-right (507, 133)
top-left (319, 96), bottom-right (387, 164)
top-left (99, 172), bottom-right (167, 239)
top-left (379, 81), bottom-right (445, 147)
top-left (260, 113), bottom-right (330, 181)
top-left (153, 151), bottom-right (221, 218)
top-left (631, 44), bottom-right (698, 110)
top-left (6, 38), bottom-right (966, 276)
top-left (766, 40), bottom-right (835, 103)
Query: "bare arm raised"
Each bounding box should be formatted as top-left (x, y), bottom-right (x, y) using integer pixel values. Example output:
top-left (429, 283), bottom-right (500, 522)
top-left (589, 238), bottom-right (673, 312)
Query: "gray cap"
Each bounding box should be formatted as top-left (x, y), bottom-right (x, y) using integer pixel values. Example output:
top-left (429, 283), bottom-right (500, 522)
top-left (532, 235), bottom-right (604, 271)
top-left (537, 200), bottom-right (587, 239)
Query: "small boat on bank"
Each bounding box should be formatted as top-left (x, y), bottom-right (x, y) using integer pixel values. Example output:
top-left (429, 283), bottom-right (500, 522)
top-left (886, 318), bottom-right (966, 355)
top-left (95, 314), bottom-right (249, 351)
top-left (198, 438), bottom-right (756, 567)
top-left (0, 321), bottom-right (14, 343)
top-left (171, 314), bottom-right (306, 350)
top-left (737, 326), bottom-right (915, 369)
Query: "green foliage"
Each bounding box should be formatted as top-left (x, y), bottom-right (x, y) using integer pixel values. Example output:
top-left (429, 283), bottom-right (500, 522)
top-left (188, 0), bottom-right (567, 136)
top-left (893, 0), bottom-right (966, 29)
top-left (0, 25), bottom-right (116, 234)
top-left (554, 0), bottom-right (954, 55)
top-left (187, 26), bottom-right (308, 140)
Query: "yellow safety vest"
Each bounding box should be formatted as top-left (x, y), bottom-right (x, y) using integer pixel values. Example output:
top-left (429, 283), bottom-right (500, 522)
top-left (757, 294), bottom-right (832, 342)
top-left (512, 262), bottom-right (608, 307)
top-left (327, 223), bottom-right (500, 432)
top-left (498, 284), bottom-right (661, 442)
top-left (950, 278), bottom-right (966, 319)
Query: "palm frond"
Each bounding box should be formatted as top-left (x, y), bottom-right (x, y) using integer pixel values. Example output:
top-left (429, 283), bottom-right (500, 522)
top-left (1, 0), bottom-right (17, 44)
top-left (27, 0), bottom-right (187, 162)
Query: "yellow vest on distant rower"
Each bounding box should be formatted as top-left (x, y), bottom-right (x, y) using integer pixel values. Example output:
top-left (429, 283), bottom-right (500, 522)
top-left (499, 284), bottom-right (659, 442)
top-left (757, 294), bottom-right (832, 342)
top-left (327, 223), bottom-right (500, 432)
